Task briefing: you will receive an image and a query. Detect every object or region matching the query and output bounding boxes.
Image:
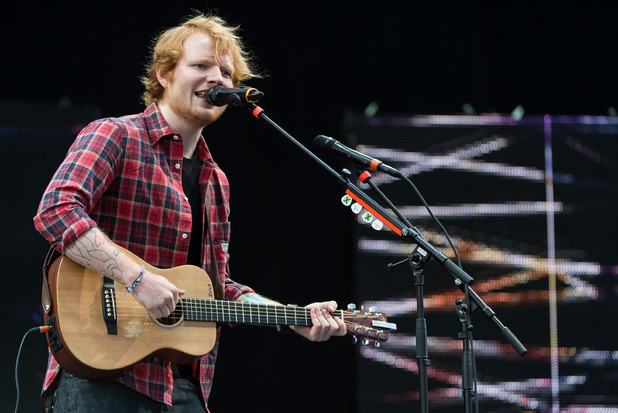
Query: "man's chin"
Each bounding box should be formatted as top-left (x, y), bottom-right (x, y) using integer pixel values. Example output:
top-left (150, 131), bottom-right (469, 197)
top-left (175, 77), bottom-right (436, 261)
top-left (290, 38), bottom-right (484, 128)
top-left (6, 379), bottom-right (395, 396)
top-left (193, 105), bottom-right (227, 127)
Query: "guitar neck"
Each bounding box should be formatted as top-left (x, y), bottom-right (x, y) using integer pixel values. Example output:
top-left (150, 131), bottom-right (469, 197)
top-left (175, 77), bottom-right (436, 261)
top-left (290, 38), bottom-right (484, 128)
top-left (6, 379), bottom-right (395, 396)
top-left (179, 298), bottom-right (343, 327)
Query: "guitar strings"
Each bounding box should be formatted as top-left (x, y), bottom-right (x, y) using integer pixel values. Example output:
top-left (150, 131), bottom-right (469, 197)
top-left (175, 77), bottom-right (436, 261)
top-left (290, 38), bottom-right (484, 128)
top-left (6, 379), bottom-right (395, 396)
top-left (109, 291), bottom-right (386, 336)
top-left (174, 299), bottom-right (385, 333)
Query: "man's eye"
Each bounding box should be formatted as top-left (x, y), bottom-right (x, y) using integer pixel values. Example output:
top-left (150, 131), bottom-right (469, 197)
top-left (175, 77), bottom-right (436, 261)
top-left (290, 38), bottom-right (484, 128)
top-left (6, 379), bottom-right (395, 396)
top-left (195, 64), bottom-right (208, 69)
top-left (221, 69), bottom-right (232, 78)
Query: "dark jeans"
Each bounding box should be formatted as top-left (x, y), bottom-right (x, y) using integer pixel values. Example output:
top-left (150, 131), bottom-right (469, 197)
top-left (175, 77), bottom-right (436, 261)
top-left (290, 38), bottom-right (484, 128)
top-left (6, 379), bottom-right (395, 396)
top-left (48, 371), bottom-right (207, 412)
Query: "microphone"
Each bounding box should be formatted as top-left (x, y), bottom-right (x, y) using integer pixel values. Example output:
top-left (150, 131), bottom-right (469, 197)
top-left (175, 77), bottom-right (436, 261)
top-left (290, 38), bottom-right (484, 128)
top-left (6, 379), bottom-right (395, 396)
top-left (312, 135), bottom-right (404, 178)
top-left (205, 86), bottom-right (264, 107)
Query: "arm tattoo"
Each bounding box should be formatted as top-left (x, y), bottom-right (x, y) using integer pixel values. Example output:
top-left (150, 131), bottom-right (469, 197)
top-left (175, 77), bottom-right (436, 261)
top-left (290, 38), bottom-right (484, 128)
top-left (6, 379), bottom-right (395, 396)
top-left (65, 230), bottom-right (123, 280)
top-left (237, 292), bottom-right (280, 306)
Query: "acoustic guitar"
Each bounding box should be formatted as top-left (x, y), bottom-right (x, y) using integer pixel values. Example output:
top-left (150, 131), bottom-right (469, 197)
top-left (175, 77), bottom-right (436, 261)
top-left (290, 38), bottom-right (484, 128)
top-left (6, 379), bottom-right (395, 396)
top-left (43, 250), bottom-right (396, 380)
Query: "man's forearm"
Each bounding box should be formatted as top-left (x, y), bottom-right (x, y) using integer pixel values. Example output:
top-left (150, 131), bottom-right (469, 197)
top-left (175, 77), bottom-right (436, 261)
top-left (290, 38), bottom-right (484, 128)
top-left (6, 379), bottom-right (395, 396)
top-left (64, 227), bottom-right (141, 286)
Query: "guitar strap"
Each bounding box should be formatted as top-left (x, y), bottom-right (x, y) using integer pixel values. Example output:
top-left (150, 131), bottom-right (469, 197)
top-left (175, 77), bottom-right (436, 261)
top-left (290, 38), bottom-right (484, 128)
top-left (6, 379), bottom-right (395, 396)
top-left (41, 245), bottom-right (60, 315)
top-left (205, 182), bottom-right (225, 301)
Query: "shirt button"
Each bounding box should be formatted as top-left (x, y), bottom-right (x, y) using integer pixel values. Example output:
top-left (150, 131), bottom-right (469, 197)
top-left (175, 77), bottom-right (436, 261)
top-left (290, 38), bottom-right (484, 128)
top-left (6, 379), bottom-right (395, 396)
top-left (184, 196), bottom-right (189, 201)
top-left (175, 163), bottom-right (181, 170)
top-left (172, 135), bottom-right (179, 140)
top-left (182, 233), bottom-right (188, 239)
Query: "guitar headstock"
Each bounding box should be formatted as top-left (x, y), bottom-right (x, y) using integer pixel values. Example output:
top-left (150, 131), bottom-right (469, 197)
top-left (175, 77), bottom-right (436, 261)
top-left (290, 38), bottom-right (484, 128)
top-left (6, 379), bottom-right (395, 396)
top-left (343, 303), bottom-right (397, 347)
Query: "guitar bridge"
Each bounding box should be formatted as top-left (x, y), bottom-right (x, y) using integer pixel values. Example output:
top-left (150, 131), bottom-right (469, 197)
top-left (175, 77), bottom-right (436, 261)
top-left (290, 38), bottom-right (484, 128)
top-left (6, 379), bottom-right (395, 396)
top-left (101, 277), bottom-right (118, 335)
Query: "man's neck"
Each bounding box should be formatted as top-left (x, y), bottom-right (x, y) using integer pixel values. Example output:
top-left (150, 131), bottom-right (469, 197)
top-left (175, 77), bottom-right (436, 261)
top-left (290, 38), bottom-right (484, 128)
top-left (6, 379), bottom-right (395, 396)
top-left (157, 102), bottom-right (203, 158)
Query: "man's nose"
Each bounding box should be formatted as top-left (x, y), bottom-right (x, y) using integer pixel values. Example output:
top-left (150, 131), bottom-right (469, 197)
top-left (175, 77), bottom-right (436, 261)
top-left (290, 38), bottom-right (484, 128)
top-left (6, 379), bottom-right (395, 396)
top-left (207, 67), bottom-right (225, 86)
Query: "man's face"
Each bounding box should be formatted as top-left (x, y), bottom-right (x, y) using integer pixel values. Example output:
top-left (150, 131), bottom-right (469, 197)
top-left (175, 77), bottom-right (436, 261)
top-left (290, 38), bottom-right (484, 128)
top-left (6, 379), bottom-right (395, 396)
top-left (159, 32), bottom-right (235, 128)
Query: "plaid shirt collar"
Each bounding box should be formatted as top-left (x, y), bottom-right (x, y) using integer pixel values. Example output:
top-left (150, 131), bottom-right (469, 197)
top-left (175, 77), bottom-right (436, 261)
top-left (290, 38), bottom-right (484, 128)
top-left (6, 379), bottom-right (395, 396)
top-left (144, 103), bottom-right (218, 170)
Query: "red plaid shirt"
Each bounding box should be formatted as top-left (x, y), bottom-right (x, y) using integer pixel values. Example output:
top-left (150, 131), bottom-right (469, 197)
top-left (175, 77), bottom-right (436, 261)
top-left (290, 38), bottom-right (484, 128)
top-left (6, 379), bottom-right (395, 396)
top-left (34, 103), bottom-right (254, 408)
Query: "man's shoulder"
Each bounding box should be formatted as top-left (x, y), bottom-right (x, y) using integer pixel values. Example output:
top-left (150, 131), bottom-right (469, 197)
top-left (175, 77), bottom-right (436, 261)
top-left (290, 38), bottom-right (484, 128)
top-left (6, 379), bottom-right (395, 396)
top-left (83, 111), bottom-right (146, 134)
top-left (115, 110), bottom-right (149, 130)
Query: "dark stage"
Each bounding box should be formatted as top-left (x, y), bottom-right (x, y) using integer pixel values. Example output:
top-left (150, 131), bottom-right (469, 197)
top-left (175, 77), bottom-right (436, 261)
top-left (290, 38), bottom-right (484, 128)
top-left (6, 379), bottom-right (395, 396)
top-left (2, 1), bottom-right (617, 412)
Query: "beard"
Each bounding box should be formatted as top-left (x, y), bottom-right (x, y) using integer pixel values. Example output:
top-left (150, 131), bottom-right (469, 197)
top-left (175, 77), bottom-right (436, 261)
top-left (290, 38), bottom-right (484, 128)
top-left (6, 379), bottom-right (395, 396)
top-left (165, 88), bottom-right (229, 129)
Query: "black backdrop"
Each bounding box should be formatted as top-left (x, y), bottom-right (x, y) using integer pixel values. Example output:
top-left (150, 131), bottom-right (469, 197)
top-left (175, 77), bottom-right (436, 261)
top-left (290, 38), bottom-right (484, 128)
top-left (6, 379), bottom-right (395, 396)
top-left (2, 1), bottom-right (617, 412)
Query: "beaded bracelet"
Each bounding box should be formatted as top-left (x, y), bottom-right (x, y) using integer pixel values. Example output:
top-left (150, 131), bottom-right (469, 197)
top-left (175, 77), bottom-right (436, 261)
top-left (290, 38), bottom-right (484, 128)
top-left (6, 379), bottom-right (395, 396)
top-left (126, 265), bottom-right (146, 293)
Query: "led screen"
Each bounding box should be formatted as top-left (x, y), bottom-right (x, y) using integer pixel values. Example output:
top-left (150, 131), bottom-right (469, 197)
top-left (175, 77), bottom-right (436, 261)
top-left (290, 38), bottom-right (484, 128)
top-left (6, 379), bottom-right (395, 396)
top-left (348, 114), bottom-right (618, 412)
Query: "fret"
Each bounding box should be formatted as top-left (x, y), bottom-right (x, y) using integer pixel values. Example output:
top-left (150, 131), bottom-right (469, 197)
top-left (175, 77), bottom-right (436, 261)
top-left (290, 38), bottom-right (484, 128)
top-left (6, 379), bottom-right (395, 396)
top-left (257, 303), bottom-right (261, 325)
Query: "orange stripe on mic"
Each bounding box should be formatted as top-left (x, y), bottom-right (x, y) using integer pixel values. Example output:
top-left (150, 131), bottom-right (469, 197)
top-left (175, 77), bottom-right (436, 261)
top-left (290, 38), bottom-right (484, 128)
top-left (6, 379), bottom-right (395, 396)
top-left (245, 88), bottom-right (260, 103)
top-left (369, 159), bottom-right (381, 171)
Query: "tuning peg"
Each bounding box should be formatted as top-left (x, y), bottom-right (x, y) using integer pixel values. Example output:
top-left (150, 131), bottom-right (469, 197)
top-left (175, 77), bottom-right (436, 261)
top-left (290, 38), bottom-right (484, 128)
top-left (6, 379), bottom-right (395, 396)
top-left (352, 335), bottom-right (358, 345)
top-left (368, 306), bottom-right (377, 312)
top-left (362, 338), bottom-right (370, 346)
top-left (373, 341), bottom-right (380, 348)
top-left (347, 303), bottom-right (356, 310)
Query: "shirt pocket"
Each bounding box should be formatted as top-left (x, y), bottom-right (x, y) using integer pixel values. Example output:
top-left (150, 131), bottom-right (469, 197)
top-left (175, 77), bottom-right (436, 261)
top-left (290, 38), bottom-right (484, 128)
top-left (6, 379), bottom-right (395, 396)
top-left (210, 221), bottom-right (231, 253)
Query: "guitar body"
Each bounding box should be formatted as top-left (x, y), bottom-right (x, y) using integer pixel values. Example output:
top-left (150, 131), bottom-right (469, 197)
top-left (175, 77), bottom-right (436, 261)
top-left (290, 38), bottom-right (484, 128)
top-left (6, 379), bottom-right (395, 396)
top-left (44, 250), bottom-right (217, 380)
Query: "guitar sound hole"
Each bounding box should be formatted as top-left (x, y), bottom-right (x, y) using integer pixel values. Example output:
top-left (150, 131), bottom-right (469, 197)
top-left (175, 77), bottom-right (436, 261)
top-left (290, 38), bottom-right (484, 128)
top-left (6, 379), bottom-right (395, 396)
top-left (157, 302), bottom-right (184, 326)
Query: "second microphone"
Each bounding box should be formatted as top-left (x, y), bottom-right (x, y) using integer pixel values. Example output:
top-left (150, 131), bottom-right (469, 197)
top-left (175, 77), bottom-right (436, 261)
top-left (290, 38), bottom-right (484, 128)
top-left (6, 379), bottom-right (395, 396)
top-left (312, 135), bottom-right (404, 178)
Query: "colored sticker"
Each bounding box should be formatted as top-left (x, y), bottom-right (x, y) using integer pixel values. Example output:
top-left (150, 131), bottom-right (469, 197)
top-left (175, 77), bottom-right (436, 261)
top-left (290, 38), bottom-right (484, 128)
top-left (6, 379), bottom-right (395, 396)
top-left (372, 220), bottom-right (384, 231)
top-left (341, 194), bottom-right (353, 206)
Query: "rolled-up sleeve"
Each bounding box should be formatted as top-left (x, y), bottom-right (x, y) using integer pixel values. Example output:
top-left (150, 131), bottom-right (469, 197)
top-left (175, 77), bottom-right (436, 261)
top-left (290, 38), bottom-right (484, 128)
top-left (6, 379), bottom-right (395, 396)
top-left (33, 119), bottom-right (124, 253)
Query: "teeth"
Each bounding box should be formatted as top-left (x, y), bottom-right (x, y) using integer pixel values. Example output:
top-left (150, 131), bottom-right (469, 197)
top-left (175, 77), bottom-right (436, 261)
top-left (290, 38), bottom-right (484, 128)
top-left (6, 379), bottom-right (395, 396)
top-left (195, 91), bottom-right (206, 96)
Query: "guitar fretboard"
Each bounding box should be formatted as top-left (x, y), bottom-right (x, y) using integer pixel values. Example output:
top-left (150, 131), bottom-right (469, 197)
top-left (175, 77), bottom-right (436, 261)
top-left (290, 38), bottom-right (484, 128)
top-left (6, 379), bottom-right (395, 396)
top-left (174, 298), bottom-right (344, 327)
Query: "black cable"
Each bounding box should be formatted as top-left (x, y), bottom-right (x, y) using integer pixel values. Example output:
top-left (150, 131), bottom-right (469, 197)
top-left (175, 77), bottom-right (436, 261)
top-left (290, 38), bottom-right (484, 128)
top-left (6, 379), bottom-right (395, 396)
top-left (14, 326), bottom-right (47, 413)
top-left (401, 174), bottom-right (462, 268)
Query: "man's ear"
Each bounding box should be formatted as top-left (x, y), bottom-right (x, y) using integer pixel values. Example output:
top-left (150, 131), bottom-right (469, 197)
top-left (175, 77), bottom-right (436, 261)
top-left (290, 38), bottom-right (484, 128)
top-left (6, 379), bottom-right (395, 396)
top-left (156, 65), bottom-right (169, 88)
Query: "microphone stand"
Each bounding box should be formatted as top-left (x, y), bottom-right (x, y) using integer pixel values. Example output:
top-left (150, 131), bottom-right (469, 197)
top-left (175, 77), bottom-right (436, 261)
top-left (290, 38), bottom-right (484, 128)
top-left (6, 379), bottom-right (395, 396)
top-left (457, 297), bottom-right (478, 413)
top-left (409, 244), bottom-right (431, 413)
top-left (356, 162), bottom-right (528, 411)
top-left (246, 103), bottom-right (527, 412)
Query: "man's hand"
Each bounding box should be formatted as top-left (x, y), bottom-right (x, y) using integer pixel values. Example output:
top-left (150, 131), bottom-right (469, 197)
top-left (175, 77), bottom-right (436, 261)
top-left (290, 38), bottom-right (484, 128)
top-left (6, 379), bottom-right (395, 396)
top-left (131, 270), bottom-right (185, 319)
top-left (290, 301), bottom-right (347, 341)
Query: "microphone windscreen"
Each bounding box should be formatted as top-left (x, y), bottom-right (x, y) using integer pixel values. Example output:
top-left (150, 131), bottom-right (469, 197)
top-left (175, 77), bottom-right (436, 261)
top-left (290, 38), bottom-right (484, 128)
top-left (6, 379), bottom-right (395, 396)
top-left (312, 135), bottom-right (336, 154)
